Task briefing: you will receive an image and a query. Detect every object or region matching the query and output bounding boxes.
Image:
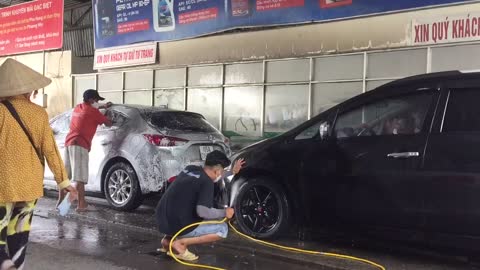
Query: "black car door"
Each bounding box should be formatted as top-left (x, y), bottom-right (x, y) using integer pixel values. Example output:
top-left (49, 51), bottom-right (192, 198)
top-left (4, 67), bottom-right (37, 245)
top-left (332, 86), bottom-right (439, 231)
top-left (288, 111), bottom-right (339, 227)
top-left (422, 87), bottom-right (480, 237)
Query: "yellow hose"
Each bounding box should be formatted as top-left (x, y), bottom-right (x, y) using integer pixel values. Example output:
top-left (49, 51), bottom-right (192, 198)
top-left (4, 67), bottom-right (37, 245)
top-left (168, 218), bottom-right (386, 270)
top-left (168, 219), bottom-right (228, 270)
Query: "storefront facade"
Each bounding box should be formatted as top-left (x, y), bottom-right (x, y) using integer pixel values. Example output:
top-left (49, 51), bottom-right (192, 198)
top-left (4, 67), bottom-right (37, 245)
top-left (3, 1), bottom-right (480, 146)
top-left (71, 2), bottom-right (480, 145)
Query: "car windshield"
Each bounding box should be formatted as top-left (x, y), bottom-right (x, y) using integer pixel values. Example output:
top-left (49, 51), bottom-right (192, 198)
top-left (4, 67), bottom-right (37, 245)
top-left (147, 112), bottom-right (217, 133)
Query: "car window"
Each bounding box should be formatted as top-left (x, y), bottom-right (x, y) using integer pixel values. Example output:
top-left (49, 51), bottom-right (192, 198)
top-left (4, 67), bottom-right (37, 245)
top-left (106, 110), bottom-right (128, 127)
top-left (442, 88), bottom-right (480, 132)
top-left (50, 112), bottom-right (71, 134)
top-left (334, 92), bottom-right (432, 139)
top-left (295, 121), bottom-right (323, 140)
top-left (97, 110), bottom-right (128, 131)
top-left (147, 112), bottom-right (218, 133)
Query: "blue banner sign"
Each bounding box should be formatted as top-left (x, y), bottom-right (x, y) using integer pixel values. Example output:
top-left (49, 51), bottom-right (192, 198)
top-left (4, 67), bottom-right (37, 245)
top-left (94, 0), bottom-right (472, 49)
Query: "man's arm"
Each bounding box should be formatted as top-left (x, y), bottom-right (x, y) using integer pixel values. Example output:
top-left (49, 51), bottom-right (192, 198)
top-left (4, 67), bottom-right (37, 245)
top-left (196, 178), bottom-right (230, 220)
top-left (98, 102), bottom-right (113, 110)
top-left (95, 106), bottom-right (113, 127)
top-left (222, 158), bottom-right (245, 182)
top-left (196, 205), bottom-right (226, 220)
top-left (224, 158), bottom-right (245, 177)
top-left (103, 118), bottom-right (113, 127)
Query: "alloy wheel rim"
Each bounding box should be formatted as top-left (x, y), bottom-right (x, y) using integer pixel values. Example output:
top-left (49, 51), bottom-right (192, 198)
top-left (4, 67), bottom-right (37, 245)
top-left (108, 169), bottom-right (132, 205)
top-left (240, 185), bottom-right (280, 234)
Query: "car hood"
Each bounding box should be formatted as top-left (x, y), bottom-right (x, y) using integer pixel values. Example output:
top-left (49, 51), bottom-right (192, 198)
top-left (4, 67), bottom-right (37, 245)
top-left (230, 134), bottom-right (285, 160)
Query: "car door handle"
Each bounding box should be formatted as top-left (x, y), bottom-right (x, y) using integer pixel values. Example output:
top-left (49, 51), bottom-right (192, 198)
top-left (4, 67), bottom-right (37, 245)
top-left (100, 141), bottom-right (111, 146)
top-left (387, 152), bottom-right (420, 159)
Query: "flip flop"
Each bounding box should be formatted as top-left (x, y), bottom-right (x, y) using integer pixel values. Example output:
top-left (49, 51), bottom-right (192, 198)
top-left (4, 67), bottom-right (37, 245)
top-left (167, 249), bottom-right (199, 261)
top-left (158, 236), bottom-right (171, 252)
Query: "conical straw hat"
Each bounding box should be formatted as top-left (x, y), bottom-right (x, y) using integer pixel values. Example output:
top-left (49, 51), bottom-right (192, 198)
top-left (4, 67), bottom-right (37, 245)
top-left (0, 58), bottom-right (51, 98)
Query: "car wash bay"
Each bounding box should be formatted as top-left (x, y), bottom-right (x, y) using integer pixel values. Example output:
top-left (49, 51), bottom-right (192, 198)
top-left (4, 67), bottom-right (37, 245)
top-left (73, 42), bottom-right (480, 149)
top-left (26, 195), bottom-right (479, 270)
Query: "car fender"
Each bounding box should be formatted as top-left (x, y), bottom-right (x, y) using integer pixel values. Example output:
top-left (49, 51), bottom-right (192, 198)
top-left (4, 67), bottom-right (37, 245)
top-left (228, 166), bottom-right (302, 222)
top-left (96, 134), bottom-right (149, 195)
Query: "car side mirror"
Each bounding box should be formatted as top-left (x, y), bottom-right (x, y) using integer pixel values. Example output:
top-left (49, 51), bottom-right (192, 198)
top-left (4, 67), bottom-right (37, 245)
top-left (319, 122), bottom-right (330, 140)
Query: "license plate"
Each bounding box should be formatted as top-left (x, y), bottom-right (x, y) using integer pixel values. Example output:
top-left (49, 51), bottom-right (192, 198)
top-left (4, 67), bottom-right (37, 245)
top-left (200, 146), bottom-right (215, 160)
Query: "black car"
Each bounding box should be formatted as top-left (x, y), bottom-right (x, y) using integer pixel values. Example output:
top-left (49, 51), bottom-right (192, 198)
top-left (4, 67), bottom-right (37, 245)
top-left (226, 71), bottom-right (480, 251)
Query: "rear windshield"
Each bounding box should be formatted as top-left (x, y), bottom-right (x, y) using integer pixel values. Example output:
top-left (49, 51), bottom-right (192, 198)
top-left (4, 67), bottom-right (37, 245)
top-left (147, 112), bottom-right (217, 133)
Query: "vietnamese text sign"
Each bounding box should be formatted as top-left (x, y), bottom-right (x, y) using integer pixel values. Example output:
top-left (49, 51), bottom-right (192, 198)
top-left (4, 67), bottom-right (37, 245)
top-left (94, 0), bottom-right (474, 49)
top-left (0, 0), bottom-right (63, 56)
top-left (412, 13), bottom-right (480, 45)
top-left (94, 42), bottom-right (157, 69)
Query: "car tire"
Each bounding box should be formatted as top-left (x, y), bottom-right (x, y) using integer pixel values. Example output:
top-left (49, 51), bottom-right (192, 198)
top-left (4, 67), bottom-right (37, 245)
top-left (104, 162), bottom-right (143, 211)
top-left (233, 178), bottom-right (290, 239)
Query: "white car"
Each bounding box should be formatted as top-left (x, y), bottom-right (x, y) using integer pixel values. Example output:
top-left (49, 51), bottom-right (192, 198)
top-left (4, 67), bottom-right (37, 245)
top-left (45, 104), bottom-right (231, 211)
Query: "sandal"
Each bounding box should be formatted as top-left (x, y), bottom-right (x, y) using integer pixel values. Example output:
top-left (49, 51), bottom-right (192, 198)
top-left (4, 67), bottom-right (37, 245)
top-left (158, 236), bottom-right (171, 253)
top-left (167, 248), bottom-right (199, 261)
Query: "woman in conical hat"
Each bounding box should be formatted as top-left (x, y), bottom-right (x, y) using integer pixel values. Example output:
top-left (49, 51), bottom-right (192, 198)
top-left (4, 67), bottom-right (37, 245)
top-left (0, 58), bottom-right (77, 270)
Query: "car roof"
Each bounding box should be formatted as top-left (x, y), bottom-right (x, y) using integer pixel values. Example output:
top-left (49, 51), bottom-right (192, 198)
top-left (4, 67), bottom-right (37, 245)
top-left (288, 70), bottom-right (480, 135)
top-left (377, 70), bottom-right (480, 90)
top-left (111, 104), bottom-right (204, 118)
top-left (336, 70), bottom-right (480, 110)
top-left (111, 104), bottom-right (170, 113)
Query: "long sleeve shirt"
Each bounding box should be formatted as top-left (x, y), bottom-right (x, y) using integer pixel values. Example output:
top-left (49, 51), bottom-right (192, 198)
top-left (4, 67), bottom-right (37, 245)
top-left (0, 95), bottom-right (70, 203)
top-left (196, 205), bottom-right (226, 220)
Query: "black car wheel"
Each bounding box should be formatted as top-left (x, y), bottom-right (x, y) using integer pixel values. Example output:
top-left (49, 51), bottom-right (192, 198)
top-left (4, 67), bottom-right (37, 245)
top-left (104, 162), bottom-right (143, 211)
top-left (233, 178), bottom-right (290, 239)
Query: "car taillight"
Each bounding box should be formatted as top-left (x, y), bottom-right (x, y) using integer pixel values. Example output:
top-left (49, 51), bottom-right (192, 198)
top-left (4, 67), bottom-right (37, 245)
top-left (143, 134), bottom-right (188, 147)
top-left (168, 176), bottom-right (176, 183)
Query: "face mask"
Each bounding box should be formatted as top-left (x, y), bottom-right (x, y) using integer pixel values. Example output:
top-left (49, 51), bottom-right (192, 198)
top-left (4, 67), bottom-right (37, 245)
top-left (214, 171), bottom-right (222, 183)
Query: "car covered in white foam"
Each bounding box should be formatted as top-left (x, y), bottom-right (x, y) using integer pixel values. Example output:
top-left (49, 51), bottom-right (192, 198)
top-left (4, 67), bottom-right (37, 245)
top-left (44, 104), bottom-right (231, 210)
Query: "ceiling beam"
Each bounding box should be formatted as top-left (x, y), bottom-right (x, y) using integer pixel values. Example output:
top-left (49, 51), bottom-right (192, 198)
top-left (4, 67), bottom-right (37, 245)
top-left (0, 0), bottom-right (13, 8)
top-left (70, 6), bottom-right (91, 27)
top-left (0, 0), bottom-right (91, 9)
top-left (64, 2), bottom-right (91, 11)
top-left (0, 0), bottom-right (34, 8)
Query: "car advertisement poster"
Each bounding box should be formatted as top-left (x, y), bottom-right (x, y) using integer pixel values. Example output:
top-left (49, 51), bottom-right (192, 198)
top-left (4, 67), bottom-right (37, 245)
top-left (94, 0), bottom-right (473, 49)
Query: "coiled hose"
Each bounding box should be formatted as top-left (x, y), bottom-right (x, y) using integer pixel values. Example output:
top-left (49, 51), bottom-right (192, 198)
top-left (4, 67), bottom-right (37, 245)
top-left (168, 218), bottom-right (386, 270)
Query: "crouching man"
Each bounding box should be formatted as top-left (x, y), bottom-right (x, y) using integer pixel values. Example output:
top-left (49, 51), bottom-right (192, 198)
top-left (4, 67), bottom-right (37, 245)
top-left (155, 150), bottom-right (235, 261)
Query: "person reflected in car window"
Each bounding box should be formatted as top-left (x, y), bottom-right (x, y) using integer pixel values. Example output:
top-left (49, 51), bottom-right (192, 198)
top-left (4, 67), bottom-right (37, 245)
top-left (382, 114), bottom-right (416, 135)
top-left (382, 117), bottom-right (397, 135)
top-left (336, 127), bottom-right (355, 138)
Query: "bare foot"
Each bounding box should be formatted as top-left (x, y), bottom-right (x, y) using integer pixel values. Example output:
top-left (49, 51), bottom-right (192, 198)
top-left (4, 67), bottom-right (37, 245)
top-left (161, 236), bottom-right (171, 250)
top-left (76, 204), bottom-right (90, 212)
top-left (171, 240), bottom-right (186, 255)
